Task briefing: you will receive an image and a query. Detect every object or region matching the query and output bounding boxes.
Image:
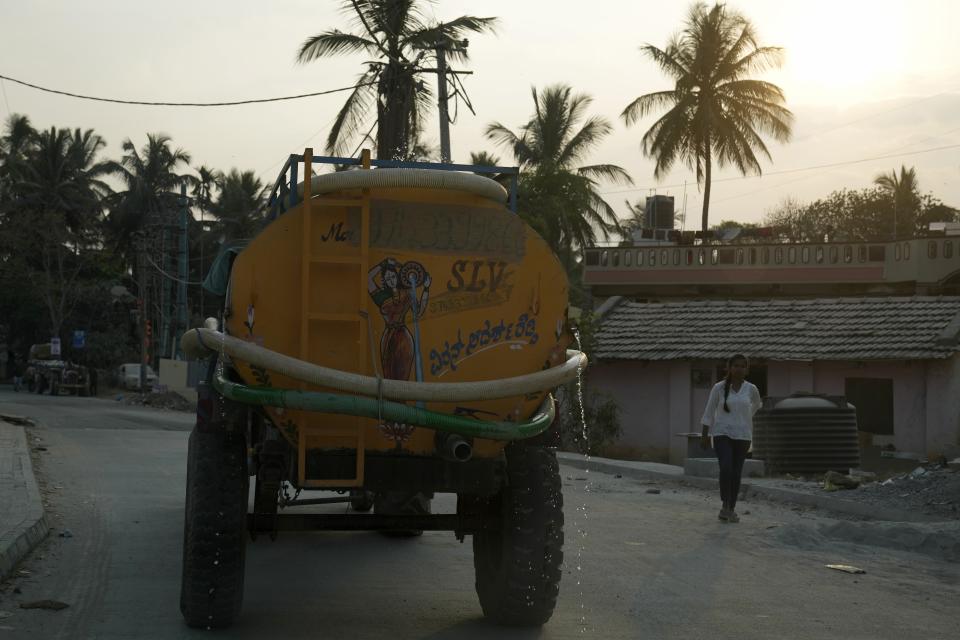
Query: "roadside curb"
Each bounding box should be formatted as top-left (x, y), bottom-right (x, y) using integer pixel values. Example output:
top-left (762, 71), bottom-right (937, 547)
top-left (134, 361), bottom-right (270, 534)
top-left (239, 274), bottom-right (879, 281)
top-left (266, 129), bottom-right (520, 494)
top-left (0, 419), bottom-right (50, 580)
top-left (557, 452), bottom-right (939, 523)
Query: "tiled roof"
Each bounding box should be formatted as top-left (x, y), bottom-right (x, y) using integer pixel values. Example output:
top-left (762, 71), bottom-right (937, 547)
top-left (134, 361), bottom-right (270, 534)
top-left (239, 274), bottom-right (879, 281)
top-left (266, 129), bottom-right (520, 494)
top-left (594, 296), bottom-right (960, 361)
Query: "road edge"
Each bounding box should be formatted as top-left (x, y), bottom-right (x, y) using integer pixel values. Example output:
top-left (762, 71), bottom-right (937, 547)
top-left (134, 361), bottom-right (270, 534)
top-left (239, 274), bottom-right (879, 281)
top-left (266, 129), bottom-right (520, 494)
top-left (557, 452), bottom-right (938, 523)
top-left (0, 421), bottom-right (50, 580)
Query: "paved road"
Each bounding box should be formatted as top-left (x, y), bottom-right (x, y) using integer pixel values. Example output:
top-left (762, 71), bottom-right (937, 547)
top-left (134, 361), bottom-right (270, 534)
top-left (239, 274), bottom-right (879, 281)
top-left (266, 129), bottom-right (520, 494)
top-left (0, 388), bottom-right (958, 639)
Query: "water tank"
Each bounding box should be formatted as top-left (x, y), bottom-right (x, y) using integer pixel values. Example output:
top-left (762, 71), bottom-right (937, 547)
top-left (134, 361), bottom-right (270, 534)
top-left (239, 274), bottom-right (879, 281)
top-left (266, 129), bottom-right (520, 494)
top-left (644, 195), bottom-right (675, 229)
top-left (753, 394), bottom-right (860, 474)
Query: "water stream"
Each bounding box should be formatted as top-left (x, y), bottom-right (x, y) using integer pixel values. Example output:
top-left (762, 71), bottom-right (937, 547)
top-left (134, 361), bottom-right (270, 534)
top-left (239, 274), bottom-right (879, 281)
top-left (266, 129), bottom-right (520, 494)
top-left (571, 328), bottom-right (591, 633)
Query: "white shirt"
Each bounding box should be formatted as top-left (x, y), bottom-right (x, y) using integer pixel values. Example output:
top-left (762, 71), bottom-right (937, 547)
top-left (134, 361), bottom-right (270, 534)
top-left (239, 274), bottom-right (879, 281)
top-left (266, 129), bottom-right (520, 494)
top-left (701, 380), bottom-right (762, 441)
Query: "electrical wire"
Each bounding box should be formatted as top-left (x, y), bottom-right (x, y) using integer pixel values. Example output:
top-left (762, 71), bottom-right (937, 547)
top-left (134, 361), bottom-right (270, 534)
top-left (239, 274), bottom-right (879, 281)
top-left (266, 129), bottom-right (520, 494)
top-left (0, 73), bottom-right (377, 107)
top-left (600, 142), bottom-right (960, 196)
top-left (145, 254), bottom-right (204, 285)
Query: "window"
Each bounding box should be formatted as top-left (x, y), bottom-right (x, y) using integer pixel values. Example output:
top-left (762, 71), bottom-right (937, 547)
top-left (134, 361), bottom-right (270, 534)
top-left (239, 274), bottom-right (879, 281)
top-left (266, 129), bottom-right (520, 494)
top-left (868, 245), bottom-right (886, 262)
top-left (762, 247), bottom-right (770, 264)
top-left (660, 250), bottom-right (668, 265)
top-left (649, 249), bottom-right (656, 266)
top-left (736, 248), bottom-right (744, 265)
top-left (612, 251), bottom-right (620, 267)
top-left (711, 248), bottom-right (719, 265)
top-left (788, 247), bottom-right (797, 264)
top-left (774, 247), bottom-right (783, 264)
top-left (698, 249), bottom-right (706, 265)
top-left (895, 243), bottom-right (902, 261)
top-left (749, 248), bottom-right (758, 265)
top-left (945, 241), bottom-right (954, 259)
top-left (844, 246), bottom-right (853, 263)
top-left (801, 246), bottom-right (810, 263)
top-left (624, 250), bottom-right (632, 266)
top-left (845, 378), bottom-right (894, 435)
top-left (903, 243), bottom-right (911, 260)
top-left (815, 247), bottom-right (824, 264)
top-left (600, 251), bottom-right (608, 266)
top-left (858, 246), bottom-right (867, 262)
top-left (829, 246), bottom-right (839, 263)
top-left (585, 251), bottom-right (599, 266)
top-left (718, 249), bottom-right (736, 264)
top-left (928, 240), bottom-right (938, 259)
top-left (637, 250), bottom-right (644, 266)
top-left (685, 249), bottom-right (694, 266)
top-left (673, 249), bottom-right (681, 266)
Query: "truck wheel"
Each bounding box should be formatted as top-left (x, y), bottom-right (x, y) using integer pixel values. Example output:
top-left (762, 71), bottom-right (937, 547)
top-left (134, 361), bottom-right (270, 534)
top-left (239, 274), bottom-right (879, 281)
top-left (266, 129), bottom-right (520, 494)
top-left (374, 491), bottom-right (432, 537)
top-left (180, 429), bottom-right (248, 629)
top-left (473, 444), bottom-right (564, 626)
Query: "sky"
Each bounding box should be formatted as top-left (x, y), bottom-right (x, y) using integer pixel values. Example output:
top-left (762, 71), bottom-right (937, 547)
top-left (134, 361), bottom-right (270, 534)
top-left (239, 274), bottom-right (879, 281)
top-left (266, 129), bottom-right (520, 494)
top-left (2, 0), bottom-right (959, 233)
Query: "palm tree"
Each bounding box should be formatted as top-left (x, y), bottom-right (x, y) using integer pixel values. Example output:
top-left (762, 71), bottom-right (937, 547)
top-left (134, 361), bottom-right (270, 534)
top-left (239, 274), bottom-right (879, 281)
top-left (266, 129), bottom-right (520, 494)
top-left (873, 165), bottom-right (920, 238)
top-left (296, 0), bottom-right (498, 159)
top-left (210, 169), bottom-right (266, 241)
top-left (622, 2), bottom-right (793, 232)
top-left (107, 134), bottom-right (194, 264)
top-left (192, 165), bottom-right (221, 218)
top-left (3, 124), bottom-right (112, 234)
top-left (486, 84), bottom-right (632, 268)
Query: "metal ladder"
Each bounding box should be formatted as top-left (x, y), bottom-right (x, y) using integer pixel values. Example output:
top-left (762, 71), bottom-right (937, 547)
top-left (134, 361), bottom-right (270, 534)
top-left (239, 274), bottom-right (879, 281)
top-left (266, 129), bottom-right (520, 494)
top-left (295, 149), bottom-right (372, 488)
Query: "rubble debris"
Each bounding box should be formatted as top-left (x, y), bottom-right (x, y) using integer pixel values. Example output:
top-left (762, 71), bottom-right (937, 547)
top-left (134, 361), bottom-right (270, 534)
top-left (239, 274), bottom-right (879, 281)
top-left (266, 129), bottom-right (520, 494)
top-left (825, 564), bottom-right (865, 574)
top-left (823, 470), bottom-right (860, 491)
top-left (848, 469), bottom-right (877, 483)
top-left (121, 390), bottom-right (193, 412)
top-left (19, 600), bottom-right (69, 611)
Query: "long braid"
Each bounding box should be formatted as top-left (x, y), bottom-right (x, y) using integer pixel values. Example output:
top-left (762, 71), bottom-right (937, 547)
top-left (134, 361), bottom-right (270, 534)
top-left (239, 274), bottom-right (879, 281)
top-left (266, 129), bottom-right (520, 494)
top-left (723, 372), bottom-right (732, 412)
top-left (722, 353), bottom-right (748, 413)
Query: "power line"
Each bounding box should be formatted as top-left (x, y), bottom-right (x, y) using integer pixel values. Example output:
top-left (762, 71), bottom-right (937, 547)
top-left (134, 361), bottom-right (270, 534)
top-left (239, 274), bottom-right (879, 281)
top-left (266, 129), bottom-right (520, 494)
top-left (0, 72), bottom-right (376, 107)
top-left (145, 254), bottom-right (203, 285)
top-left (601, 142), bottom-right (960, 196)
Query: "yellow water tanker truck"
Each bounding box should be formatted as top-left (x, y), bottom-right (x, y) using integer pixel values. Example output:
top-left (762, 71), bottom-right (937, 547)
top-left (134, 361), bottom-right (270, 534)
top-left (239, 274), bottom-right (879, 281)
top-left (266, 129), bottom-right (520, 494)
top-left (179, 150), bottom-right (586, 629)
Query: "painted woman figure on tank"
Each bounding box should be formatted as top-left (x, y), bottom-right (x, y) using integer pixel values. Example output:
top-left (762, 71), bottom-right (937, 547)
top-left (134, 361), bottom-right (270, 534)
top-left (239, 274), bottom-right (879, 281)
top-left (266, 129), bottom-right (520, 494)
top-left (367, 258), bottom-right (431, 443)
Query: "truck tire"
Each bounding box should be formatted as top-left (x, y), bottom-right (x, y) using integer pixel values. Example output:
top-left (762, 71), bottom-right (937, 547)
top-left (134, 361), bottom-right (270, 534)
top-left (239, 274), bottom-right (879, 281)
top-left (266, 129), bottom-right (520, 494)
top-left (180, 429), bottom-right (248, 629)
top-left (473, 444), bottom-right (564, 626)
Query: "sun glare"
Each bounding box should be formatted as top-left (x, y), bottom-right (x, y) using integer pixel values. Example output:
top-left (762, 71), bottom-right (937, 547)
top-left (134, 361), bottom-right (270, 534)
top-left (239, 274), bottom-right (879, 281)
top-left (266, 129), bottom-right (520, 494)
top-left (779, 3), bottom-right (910, 104)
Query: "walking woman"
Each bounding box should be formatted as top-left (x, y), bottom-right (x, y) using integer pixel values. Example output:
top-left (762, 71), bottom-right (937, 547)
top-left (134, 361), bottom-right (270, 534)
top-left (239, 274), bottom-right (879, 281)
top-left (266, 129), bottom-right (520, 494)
top-left (700, 354), bottom-right (762, 523)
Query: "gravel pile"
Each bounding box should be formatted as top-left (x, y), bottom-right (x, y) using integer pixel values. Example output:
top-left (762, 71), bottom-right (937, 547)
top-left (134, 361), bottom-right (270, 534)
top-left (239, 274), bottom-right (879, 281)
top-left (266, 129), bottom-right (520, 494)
top-left (852, 464), bottom-right (960, 520)
top-left (775, 462), bottom-right (960, 520)
top-left (120, 390), bottom-right (194, 412)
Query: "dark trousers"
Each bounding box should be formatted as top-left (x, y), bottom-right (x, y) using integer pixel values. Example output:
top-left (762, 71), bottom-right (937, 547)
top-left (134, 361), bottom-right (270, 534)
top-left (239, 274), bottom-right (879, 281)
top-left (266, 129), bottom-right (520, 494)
top-left (713, 436), bottom-right (751, 510)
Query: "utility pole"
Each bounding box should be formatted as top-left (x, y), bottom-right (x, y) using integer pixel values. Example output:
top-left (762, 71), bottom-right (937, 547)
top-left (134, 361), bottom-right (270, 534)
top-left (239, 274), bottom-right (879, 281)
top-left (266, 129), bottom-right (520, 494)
top-left (435, 44), bottom-right (451, 164)
top-left (137, 233), bottom-right (148, 392)
top-left (418, 39), bottom-right (473, 164)
top-left (176, 183), bottom-right (189, 358)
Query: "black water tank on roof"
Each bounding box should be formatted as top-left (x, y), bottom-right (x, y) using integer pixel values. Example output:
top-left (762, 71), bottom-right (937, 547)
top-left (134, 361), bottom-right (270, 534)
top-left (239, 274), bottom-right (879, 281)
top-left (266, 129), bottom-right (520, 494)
top-left (645, 195), bottom-right (675, 229)
top-left (753, 393), bottom-right (860, 475)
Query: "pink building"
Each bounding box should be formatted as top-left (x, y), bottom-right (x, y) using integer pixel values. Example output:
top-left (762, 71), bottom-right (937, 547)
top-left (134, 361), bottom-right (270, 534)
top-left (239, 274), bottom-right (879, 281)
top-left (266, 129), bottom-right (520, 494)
top-left (588, 296), bottom-right (960, 465)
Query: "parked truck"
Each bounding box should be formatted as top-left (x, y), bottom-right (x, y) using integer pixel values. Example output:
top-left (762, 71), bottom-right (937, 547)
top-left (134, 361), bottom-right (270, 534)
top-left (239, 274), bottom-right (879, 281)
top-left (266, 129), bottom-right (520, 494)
top-left (24, 343), bottom-right (90, 396)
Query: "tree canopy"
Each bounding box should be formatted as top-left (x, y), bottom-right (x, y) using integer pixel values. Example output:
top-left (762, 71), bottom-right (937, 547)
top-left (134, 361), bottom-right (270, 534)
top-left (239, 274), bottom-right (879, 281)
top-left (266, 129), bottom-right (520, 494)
top-left (622, 2), bottom-right (793, 232)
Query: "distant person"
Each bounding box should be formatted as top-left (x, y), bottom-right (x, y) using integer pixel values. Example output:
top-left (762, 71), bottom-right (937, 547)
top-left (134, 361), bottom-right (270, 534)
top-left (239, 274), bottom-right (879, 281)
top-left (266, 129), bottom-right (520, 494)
top-left (699, 354), bottom-right (762, 523)
top-left (11, 355), bottom-right (23, 392)
top-left (88, 367), bottom-right (98, 396)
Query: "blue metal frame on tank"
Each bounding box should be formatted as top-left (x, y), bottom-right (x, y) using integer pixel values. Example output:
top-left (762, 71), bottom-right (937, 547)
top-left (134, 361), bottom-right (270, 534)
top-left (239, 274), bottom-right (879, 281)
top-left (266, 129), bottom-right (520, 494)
top-left (267, 152), bottom-right (520, 221)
